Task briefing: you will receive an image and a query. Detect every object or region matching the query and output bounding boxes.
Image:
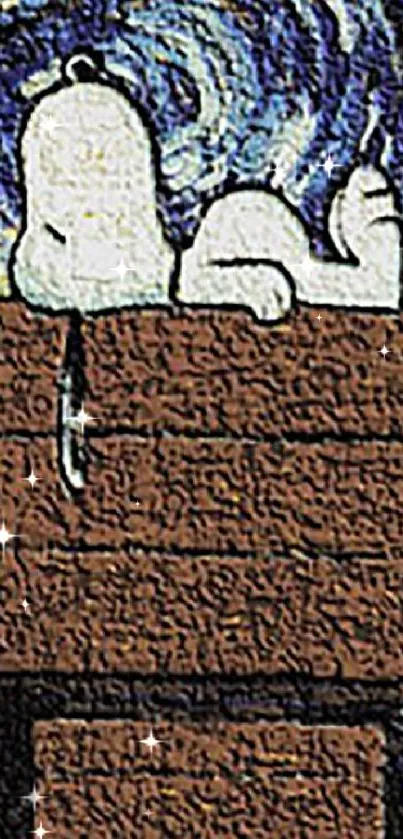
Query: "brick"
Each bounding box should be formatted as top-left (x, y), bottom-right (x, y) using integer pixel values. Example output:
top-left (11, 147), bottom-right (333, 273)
top-left (83, 436), bottom-right (403, 553)
top-left (1, 303), bottom-right (402, 439)
top-left (82, 306), bottom-right (403, 437)
top-left (0, 437), bottom-right (80, 547)
top-left (33, 719), bottom-right (385, 837)
top-left (0, 302), bottom-right (68, 433)
top-left (0, 435), bottom-right (401, 553)
top-left (1, 548), bottom-right (403, 679)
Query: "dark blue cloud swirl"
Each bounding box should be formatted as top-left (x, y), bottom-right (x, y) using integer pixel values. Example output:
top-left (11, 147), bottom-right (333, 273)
top-left (0, 0), bottom-right (401, 282)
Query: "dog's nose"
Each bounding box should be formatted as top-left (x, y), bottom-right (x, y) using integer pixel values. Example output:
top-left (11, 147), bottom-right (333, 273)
top-left (12, 78), bottom-right (174, 312)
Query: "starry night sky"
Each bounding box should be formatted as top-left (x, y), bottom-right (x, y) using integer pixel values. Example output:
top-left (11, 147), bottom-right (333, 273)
top-left (0, 0), bottom-right (402, 288)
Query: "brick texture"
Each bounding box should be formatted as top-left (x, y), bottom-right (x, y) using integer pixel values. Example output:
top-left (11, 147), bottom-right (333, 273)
top-left (0, 303), bottom-right (68, 433)
top-left (0, 434), bottom-right (402, 552)
top-left (1, 303), bottom-right (402, 438)
top-left (1, 547), bottom-right (402, 679)
top-left (1, 299), bottom-right (402, 836)
top-left (33, 720), bottom-right (385, 837)
top-left (81, 306), bottom-right (403, 437)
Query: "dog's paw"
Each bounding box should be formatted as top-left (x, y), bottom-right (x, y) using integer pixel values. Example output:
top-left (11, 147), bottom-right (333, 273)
top-left (177, 189), bottom-right (300, 322)
top-left (253, 270), bottom-right (293, 321)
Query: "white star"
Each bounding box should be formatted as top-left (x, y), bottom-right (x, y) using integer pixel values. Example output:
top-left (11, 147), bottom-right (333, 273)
top-left (68, 405), bottom-right (96, 435)
top-left (24, 469), bottom-right (40, 490)
top-left (319, 154), bottom-right (342, 177)
top-left (323, 155), bottom-right (335, 176)
top-left (21, 598), bottom-right (30, 613)
top-left (316, 314), bottom-right (322, 321)
top-left (290, 253), bottom-right (312, 276)
top-left (379, 345), bottom-right (390, 357)
top-left (40, 114), bottom-right (63, 135)
top-left (301, 254), bottom-right (313, 273)
top-left (31, 822), bottom-right (52, 838)
top-left (139, 727), bottom-right (164, 754)
top-left (0, 520), bottom-right (17, 558)
top-left (21, 785), bottom-right (46, 811)
top-left (114, 257), bottom-right (129, 282)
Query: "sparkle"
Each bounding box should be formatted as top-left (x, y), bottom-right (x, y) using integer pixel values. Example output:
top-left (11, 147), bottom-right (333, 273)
top-left (316, 314), bottom-right (322, 321)
top-left (40, 114), bottom-right (63, 134)
top-left (139, 727), bottom-right (164, 754)
top-left (31, 822), bottom-right (52, 838)
top-left (290, 253), bottom-right (313, 276)
top-left (24, 469), bottom-right (40, 490)
top-left (114, 257), bottom-right (130, 283)
top-left (21, 598), bottom-right (30, 613)
top-left (21, 785), bottom-right (46, 811)
top-left (67, 405), bottom-right (96, 435)
top-left (300, 254), bottom-right (313, 273)
top-left (0, 520), bottom-right (18, 559)
top-left (379, 345), bottom-right (390, 357)
top-left (319, 154), bottom-right (342, 178)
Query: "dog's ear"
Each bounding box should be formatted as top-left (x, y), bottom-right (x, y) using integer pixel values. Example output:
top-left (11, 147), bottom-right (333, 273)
top-left (12, 81), bottom-right (174, 313)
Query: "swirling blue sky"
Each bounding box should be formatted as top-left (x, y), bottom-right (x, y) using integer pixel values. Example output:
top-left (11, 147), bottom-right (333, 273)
top-left (0, 0), bottom-right (402, 290)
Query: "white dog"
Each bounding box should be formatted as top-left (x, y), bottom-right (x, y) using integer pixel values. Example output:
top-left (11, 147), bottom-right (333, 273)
top-left (12, 66), bottom-right (401, 322)
top-left (178, 166), bottom-right (401, 322)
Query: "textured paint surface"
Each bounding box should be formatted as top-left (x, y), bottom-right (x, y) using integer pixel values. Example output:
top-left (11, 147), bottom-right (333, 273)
top-left (32, 720), bottom-right (385, 837)
top-left (178, 172), bottom-right (400, 318)
top-left (13, 82), bottom-right (174, 310)
top-left (0, 0), bottom-right (402, 309)
top-left (1, 3), bottom-right (403, 838)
